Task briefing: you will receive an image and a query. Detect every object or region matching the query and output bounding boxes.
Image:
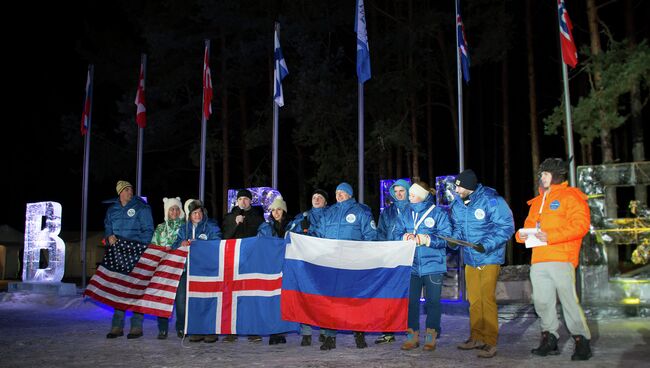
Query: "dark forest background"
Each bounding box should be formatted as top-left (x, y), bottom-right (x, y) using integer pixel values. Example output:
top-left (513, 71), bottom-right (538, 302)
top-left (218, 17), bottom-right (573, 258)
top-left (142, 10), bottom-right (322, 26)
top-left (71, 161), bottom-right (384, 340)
top-left (4, 0), bottom-right (649, 265)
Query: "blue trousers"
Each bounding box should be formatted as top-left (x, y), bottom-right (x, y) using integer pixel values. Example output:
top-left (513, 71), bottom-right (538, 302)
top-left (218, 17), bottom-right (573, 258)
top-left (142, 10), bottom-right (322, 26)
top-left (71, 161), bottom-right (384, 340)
top-left (111, 309), bottom-right (143, 329)
top-left (175, 269), bottom-right (187, 332)
top-left (408, 273), bottom-right (443, 332)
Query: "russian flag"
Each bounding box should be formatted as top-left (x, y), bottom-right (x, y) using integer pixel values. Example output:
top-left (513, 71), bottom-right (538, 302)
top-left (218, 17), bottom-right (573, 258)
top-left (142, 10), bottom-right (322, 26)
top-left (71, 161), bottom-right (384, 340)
top-left (281, 233), bottom-right (415, 332)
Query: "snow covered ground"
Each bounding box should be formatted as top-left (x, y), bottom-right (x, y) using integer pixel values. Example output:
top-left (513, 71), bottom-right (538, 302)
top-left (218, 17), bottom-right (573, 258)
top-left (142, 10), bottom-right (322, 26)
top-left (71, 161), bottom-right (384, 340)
top-left (0, 291), bottom-right (647, 368)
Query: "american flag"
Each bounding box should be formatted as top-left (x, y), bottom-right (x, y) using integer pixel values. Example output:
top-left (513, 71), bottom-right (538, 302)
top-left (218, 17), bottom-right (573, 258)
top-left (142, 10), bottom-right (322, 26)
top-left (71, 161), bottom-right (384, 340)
top-left (558, 0), bottom-right (578, 68)
top-left (202, 41), bottom-right (213, 121)
top-left (84, 238), bottom-right (188, 318)
top-left (456, 0), bottom-right (471, 83)
top-left (134, 59), bottom-right (146, 128)
top-left (80, 67), bottom-right (92, 136)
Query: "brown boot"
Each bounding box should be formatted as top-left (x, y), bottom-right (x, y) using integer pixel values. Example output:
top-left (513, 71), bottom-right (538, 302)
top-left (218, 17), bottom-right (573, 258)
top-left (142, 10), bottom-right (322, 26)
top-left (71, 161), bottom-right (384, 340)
top-left (127, 327), bottom-right (143, 339)
top-left (401, 328), bottom-right (419, 350)
top-left (423, 328), bottom-right (437, 351)
top-left (106, 327), bottom-right (124, 339)
top-left (457, 338), bottom-right (485, 350)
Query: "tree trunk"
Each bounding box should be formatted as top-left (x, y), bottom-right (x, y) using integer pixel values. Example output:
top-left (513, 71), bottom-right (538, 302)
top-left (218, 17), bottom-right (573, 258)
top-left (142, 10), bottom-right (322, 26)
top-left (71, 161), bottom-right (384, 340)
top-left (526, 0), bottom-right (540, 193)
top-left (426, 82), bottom-right (434, 185)
top-left (408, 0), bottom-right (419, 182)
top-left (436, 31), bottom-right (459, 154)
top-left (396, 146), bottom-right (403, 178)
top-left (208, 150), bottom-right (218, 218)
top-left (625, 0), bottom-right (647, 205)
top-left (220, 30), bottom-right (230, 215)
top-left (296, 146), bottom-right (307, 212)
top-left (502, 57), bottom-right (512, 265)
top-left (239, 91), bottom-right (251, 187)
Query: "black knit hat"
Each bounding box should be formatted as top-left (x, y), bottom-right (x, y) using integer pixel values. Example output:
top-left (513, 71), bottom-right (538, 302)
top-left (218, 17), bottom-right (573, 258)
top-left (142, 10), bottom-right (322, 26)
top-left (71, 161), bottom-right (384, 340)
top-left (455, 169), bottom-right (478, 191)
top-left (312, 188), bottom-right (329, 203)
top-left (186, 199), bottom-right (204, 215)
top-left (539, 158), bottom-right (568, 184)
top-left (236, 189), bottom-right (253, 200)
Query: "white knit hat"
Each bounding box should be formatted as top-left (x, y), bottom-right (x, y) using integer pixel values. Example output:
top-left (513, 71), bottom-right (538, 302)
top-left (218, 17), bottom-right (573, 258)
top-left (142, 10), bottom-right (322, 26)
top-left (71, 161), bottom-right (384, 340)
top-left (163, 197), bottom-right (184, 221)
top-left (269, 196), bottom-right (287, 213)
top-left (409, 183), bottom-right (430, 201)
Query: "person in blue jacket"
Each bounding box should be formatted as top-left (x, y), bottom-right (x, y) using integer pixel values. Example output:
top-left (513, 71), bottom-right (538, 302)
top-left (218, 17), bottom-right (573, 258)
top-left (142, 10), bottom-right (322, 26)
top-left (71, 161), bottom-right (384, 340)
top-left (172, 199), bottom-right (222, 343)
top-left (449, 169), bottom-right (514, 359)
top-left (374, 179), bottom-right (411, 345)
top-left (104, 180), bottom-right (154, 340)
top-left (395, 182), bottom-right (451, 352)
top-left (312, 182), bottom-right (378, 351)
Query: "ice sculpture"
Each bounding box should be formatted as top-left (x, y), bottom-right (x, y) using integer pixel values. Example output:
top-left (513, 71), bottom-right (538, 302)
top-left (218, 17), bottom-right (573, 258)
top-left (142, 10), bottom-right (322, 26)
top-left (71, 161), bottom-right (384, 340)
top-left (227, 187), bottom-right (282, 221)
top-left (23, 202), bottom-right (65, 282)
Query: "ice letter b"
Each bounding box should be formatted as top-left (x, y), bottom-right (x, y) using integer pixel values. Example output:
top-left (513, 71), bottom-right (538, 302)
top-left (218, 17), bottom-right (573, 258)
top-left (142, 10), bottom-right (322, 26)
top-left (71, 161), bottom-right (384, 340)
top-left (23, 202), bottom-right (65, 282)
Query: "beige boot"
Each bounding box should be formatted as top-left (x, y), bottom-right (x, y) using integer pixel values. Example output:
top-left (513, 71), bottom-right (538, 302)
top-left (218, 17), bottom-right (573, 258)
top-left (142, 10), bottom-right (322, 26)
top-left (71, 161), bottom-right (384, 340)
top-left (400, 328), bottom-right (419, 350)
top-left (423, 328), bottom-right (437, 351)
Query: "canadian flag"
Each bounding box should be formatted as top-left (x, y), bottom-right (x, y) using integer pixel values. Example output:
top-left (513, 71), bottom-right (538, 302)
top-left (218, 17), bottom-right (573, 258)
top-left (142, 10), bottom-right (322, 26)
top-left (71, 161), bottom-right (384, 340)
top-left (134, 60), bottom-right (146, 128)
top-left (203, 43), bottom-right (213, 121)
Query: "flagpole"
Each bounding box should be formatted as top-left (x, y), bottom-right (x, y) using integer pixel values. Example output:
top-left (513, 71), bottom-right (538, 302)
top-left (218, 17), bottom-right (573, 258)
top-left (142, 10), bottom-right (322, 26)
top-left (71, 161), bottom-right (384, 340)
top-left (272, 22), bottom-right (280, 190)
top-left (561, 63), bottom-right (576, 186)
top-left (80, 64), bottom-right (94, 290)
top-left (358, 82), bottom-right (365, 204)
top-left (199, 40), bottom-right (209, 202)
top-left (136, 53), bottom-right (146, 197)
top-left (455, 0), bottom-right (465, 173)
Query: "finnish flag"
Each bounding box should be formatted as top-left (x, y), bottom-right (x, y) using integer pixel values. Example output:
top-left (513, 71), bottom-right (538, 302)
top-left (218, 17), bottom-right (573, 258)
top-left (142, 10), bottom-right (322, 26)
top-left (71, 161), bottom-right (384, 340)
top-left (274, 29), bottom-right (289, 107)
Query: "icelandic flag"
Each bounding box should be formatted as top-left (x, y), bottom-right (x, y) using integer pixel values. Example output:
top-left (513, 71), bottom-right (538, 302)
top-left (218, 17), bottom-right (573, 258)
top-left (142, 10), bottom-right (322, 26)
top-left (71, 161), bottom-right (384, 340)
top-left (186, 237), bottom-right (298, 335)
top-left (282, 233), bottom-right (416, 332)
top-left (134, 60), bottom-right (146, 128)
top-left (80, 68), bottom-right (92, 136)
top-left (355, 0), bottom-right (371, 84)
top-left (273, 28), bottom-right (289, 107)
top-left (202, 41), bottom-right (213, 121)
top-left (456, 0), bottom-right (471, 83)
top-left (558, 0), bottom-right (578, 68)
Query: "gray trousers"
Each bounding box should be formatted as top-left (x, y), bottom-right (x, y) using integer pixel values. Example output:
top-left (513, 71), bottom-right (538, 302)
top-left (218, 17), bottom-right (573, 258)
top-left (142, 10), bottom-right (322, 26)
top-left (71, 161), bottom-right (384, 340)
top-left (530, 262), bottom-right (591, 339)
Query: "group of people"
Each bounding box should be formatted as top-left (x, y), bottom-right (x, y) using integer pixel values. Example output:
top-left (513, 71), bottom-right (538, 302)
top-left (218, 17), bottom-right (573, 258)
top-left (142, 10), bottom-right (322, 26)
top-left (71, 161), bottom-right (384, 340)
top-left (100, 157), bottom-right (593, 361)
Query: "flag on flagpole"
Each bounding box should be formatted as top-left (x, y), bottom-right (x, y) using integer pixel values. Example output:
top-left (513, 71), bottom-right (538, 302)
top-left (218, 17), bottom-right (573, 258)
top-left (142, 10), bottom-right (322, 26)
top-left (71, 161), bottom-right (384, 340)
top-left (134, 60), bottom-right (146, 128)
top-left (202, 44), bottom-right (213, 120)
top-left (80, 69), bottom-right (92, 136)
top-left (282, 233), bottom-right (416, 332)
top-left (558, 0), bottom-right (578, 68)
top-left (84, 239), bottom-right (189, 318)
top-left (273, 29), bottom-right (289, 107)
top-left (355, 0), bottom-right (371, 84)
top-left (456, 0), bottom-right (471, 83)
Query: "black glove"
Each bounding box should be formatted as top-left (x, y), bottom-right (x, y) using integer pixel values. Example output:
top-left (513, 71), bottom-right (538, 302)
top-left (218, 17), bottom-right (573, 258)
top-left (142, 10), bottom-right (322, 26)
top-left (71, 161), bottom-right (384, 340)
top-left (473, 243), bottom-right (486, 253)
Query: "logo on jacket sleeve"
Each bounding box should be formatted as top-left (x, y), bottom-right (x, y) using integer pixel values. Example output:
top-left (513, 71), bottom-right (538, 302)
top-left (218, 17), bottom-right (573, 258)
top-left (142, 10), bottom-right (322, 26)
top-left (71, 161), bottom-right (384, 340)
top-left (346, 214), bottom-right (357, 223)
top-left (549, 200), bottom-right (561, 210)
top-left (424, 217), bottom-right (435, 228)
top-left (370, 220), bottom-right (377, 229)
top-left (474, 208), bottom-right (485, 220)
top-left (127, 209), bottom-right (136, 217)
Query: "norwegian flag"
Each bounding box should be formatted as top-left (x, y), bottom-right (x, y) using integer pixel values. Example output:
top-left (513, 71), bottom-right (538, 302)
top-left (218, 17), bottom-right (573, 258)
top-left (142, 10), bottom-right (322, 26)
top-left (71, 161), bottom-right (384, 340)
top-left (84, 238), bottom-right (189, 318)
top-left (80, 68), bottom-right (92, 136)
top-left (558, 0), bottom-right (578, 68)
top-left (134, 59), bottom-right (146, 128)
top-left (202, 42), bottom-right (213, 121)
top-left (456, 0), bottom-right (470, 83)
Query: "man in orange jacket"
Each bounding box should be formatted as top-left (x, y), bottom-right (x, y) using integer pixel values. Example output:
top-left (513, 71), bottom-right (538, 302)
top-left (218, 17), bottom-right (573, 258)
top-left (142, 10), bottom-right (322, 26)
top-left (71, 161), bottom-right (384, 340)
top-left (515, 158), bottom-right (592, 361)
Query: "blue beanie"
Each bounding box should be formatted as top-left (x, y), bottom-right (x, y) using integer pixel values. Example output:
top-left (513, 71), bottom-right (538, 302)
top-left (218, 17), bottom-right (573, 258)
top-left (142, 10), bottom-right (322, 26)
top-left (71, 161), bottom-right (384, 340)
top-left (336, 182), bottom-right (354, 197)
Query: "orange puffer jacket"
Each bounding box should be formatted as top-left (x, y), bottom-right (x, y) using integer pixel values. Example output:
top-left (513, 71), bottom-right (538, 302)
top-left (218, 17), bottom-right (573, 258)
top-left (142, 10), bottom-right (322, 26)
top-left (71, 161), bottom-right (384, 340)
top-left (515, 182), bottom-right (590, 267)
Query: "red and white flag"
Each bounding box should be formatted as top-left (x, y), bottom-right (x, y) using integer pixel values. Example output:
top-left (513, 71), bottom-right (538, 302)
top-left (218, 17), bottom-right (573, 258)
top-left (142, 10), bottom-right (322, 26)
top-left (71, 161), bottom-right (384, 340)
top-left (85, 241), bottom-right (188, 318)
top-left (134, 61), bottom-right (146, 128)
top-left (202, 44), bottom-right (213, 120)
top-left (80, 69), bottom-right (92, 136)
top-left (558, 0), bottom-right (578, 68)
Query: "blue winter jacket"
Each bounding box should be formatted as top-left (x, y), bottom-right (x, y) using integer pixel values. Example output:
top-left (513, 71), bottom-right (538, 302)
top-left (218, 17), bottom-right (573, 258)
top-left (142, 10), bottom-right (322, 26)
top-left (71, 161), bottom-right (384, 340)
top-left (449, 184), bottom-right (514, 267)
top-left (172, 214), bottom-right (222, 249)
top-left (313, 198), bottom-right (377, 241)
top-left (258, 219), bottom-right (292, 238)
top-left (396, 195), bottom-right (452, 276)
top-left (377, 179), bottom-right (411, 241)
top-left (289, 207), bottom-right (327, 235)
top-left (103, 196), bottom-right (154, 244)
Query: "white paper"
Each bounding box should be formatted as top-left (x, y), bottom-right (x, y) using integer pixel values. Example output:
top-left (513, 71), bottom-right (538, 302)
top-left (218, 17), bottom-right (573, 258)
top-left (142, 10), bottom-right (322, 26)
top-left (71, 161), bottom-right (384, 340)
top-left (519, 228), bottom-right (547, 248)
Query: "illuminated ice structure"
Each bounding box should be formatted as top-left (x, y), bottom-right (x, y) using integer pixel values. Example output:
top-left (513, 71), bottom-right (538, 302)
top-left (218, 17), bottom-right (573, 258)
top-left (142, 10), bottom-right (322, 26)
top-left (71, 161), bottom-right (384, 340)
top-left (227, 187), bottom-right (282, 221)
top-left (23, 202), bottom-right (65, 282)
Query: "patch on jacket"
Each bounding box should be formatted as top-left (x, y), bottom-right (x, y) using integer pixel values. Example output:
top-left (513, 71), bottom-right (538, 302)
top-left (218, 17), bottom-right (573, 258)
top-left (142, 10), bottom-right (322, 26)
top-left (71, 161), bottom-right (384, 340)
top-left (550, 200), bottom-right (561, 210)
top-left (198, 233), bottom-right (208, 240)
top-left (346, 214), bottom-right (357, 223)
top-left (474, 208), bottom-right (485, 220)
top-left (489, 198), bottom-right (497, 207)
top-left (424, 217), bottom-right (435, 228)
top-left (127, 209), bottom-right (136, 217)
top-left (370, 220), bottom-right (377, 229)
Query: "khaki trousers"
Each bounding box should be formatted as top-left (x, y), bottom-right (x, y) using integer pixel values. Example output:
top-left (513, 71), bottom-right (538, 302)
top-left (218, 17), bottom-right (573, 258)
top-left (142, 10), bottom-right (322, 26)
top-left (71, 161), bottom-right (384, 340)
top-left (465, 264), bottom-right (500, 346)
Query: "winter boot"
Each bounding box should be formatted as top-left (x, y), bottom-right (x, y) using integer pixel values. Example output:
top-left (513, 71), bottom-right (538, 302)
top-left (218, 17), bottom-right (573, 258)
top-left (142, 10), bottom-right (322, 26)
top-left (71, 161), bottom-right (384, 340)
top-left (354, 332), bottom-right (368, 349)
top-left (531, 331), bottom-right (559, 356)
top-left (300, 335), bottom-right (312, 346)
top-left (423, 328), bottom-right (437, 351)
top-left (571, 335), bottom-right (592, 361)
top-left (320, 336), bottom-right (336, 350)
top-left (189, 335), bottom-right (205, 343)
top-left (401, 328), bottom-right (420, 350)
top-left (157, 330), bottom-right (168, 340)
top-left (106, 327), bottom-right (124, 339)
top-left (127, 327), bottom-right (143, 339)
top-left (457, 338), bottom-right (485, 350)
top-left (374, 333), bottom-right (396, 344)
top-left (203, 334), bottom-right (219, 343)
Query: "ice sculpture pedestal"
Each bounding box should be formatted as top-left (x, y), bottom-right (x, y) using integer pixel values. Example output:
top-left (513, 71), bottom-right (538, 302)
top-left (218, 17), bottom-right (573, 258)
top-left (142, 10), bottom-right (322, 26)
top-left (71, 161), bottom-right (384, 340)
top-left (8, 281), bottom-right (76, 296)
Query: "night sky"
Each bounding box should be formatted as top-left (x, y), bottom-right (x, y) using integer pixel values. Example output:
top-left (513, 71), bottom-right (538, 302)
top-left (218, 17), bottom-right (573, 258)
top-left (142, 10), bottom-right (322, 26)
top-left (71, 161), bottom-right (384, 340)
top-left (4, 1), bottom-right (649, 265)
